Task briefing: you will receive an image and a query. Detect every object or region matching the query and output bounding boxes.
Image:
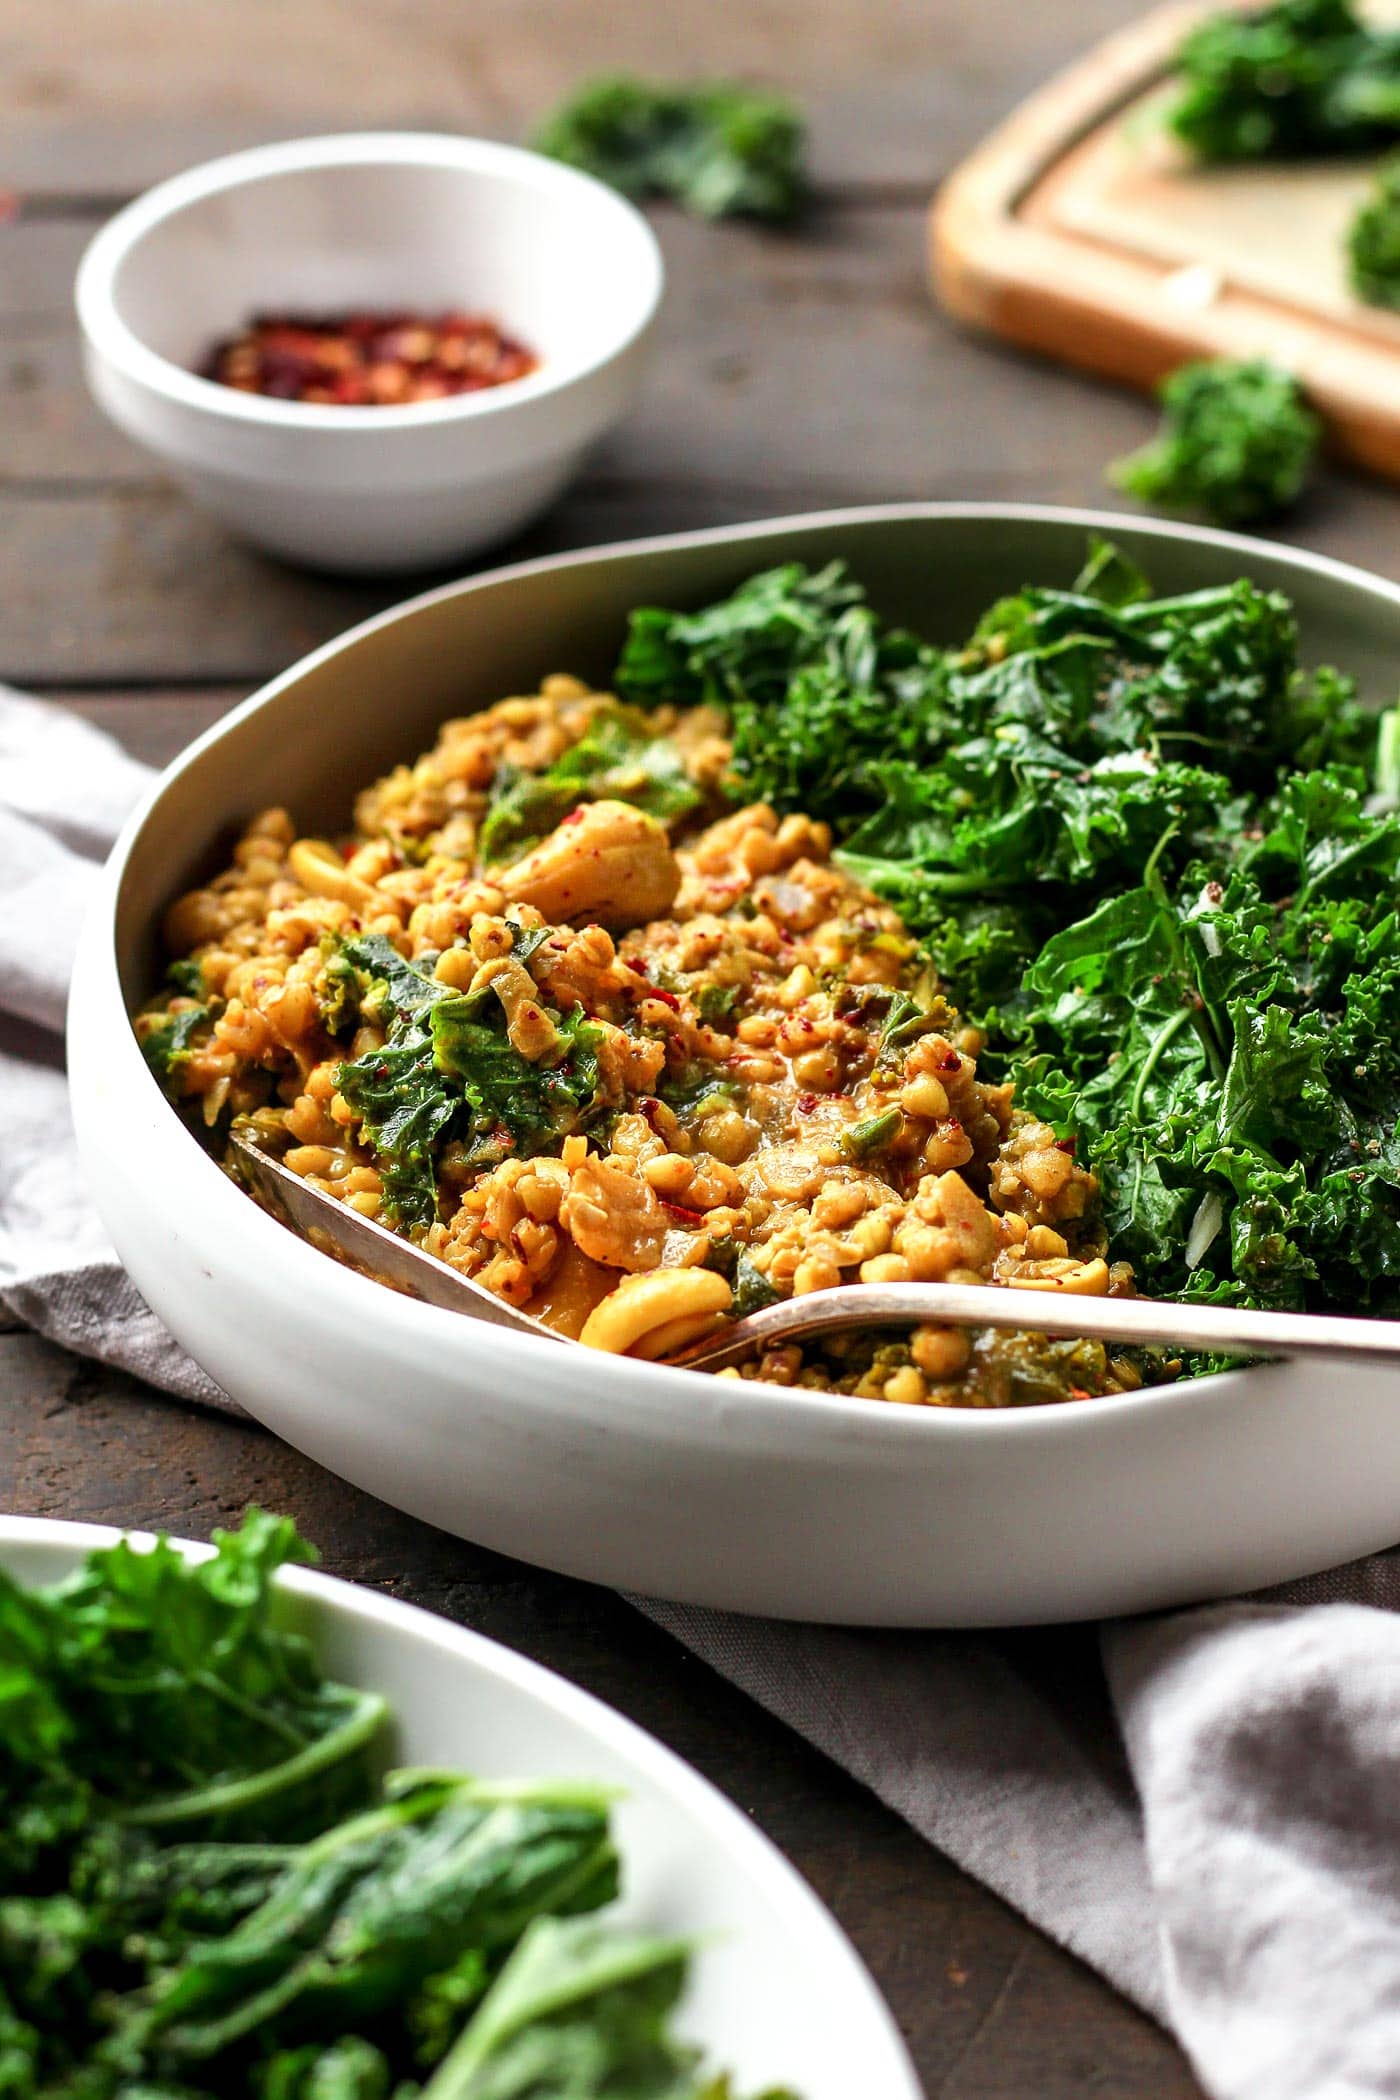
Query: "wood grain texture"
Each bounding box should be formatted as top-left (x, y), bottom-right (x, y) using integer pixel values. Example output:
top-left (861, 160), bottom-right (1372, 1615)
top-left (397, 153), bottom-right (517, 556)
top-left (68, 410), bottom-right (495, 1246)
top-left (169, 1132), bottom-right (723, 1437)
top-left (5, 202), bottom-right (1396, 686)
top-left (0, 0), bottom-right (1139, 200)
top-left (8, 0), bottom-right (1371, 2088)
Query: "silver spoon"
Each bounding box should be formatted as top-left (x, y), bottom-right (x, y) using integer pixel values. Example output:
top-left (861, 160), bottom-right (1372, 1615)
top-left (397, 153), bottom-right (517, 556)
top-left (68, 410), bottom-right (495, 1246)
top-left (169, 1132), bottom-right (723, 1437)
top-left (671, 1280), bottom-right (1400, 1373)
top-left (230, 1135), bottom-right (1400, 1374)
top-left (229, 1134), bottom-right (563, 1346)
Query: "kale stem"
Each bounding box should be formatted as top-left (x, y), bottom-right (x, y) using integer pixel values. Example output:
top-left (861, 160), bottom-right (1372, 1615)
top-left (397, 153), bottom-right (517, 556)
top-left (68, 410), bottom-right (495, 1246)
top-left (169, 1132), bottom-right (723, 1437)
top-left (1129, 1007), bottom-right (1196, 1121)
top-left (1141, 821), bottom-right (1180, 897)
top-left (193, 1671), bottom-right (308, 1751)
top-left (1138, 823), bottom-right (1231, 1082)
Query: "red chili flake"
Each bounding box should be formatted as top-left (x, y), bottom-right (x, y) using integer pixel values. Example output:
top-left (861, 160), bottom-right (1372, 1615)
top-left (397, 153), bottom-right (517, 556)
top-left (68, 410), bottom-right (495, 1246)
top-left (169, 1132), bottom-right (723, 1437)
top-left (638, 1097), bottom-right (663, 1128)
top-left (1055, 1135), bottom-right (1077, 1154)
top-left (560, 807), bottom-right (586, 828)
top-left (647, 986), bottom-right (682, 1011)
top-left (797, 1092), bottom-right (819, 1114)
top-left (662, 1200), bottom-right (706, 1226)
top-left (938, 1051), bottom-right (962, 1072)
top-left (201, 308), bottom-right (539, 406)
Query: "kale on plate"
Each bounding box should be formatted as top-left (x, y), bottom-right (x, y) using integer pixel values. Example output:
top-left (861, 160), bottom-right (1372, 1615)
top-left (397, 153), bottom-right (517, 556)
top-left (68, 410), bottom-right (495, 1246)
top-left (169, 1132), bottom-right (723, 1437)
top-left (616, 543), bottom-right (1400, 1316)
top-left (531, 75), bottom-right (806, 221)
top-left (1165, 0), bottom-right (1400, 161)
top-left (0, 1516), bottom-right (796, 2100)
top-left (1109, 360), bottom-right (1321, 527)
top-left (1348, 153), bottom-right (1400, 305)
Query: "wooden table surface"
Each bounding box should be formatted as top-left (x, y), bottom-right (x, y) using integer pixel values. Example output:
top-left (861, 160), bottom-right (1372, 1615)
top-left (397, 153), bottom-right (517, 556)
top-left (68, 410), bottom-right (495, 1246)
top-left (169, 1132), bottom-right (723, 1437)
top-left (5, 3), bottom-right (1397, 2091)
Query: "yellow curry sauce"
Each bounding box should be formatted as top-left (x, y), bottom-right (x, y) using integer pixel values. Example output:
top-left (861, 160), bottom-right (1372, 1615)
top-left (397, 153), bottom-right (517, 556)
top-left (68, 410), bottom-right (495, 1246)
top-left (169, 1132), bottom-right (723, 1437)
top-left (136, 678), bottom-right (1157, 1407)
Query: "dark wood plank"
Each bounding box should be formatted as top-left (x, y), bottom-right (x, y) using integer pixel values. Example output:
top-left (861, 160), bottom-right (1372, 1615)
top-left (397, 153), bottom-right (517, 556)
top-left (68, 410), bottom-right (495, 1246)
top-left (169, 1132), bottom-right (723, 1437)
top-left (6, 200), bottom-right (1398, 685)
top-left (6, 205), bottom-right (1158, 490)
top-left (0, 1327), bottom-right (1201, 2099)
top-left (46, 690), bottom-right (243, 763)
top-left (2, 1), bottom-right (1142, 201)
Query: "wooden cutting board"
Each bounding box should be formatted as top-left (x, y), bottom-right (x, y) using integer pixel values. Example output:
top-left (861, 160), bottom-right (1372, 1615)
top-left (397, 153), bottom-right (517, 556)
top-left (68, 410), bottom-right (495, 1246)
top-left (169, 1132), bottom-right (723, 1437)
top-left (931, 0), bottom-right (1400, 478)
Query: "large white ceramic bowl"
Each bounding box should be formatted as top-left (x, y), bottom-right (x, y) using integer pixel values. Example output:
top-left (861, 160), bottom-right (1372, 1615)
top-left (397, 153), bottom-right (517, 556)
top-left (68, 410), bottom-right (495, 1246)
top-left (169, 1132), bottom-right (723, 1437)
top-left (75, 134), bottom-right (664, 572)
top-left (68, 504), bottom-right (1400, 1625)
top-left (0, 1516), bottom-right (917, 2098)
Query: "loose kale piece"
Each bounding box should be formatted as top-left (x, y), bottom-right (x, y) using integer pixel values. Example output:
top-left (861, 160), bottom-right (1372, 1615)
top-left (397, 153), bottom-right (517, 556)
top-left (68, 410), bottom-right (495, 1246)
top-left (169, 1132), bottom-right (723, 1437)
top-left (1166, 0), bottom-right (1400, 161)
top-left (1110, 360), bottom-right (1321, 526)
top-left (333, 932), bottom-right (610, 1229)
top-left (1349, 154), bottom-right (1400, 306)
top-left (531, 76), bottom-right (806, 221)
top-left (478, 705), bottom-right (702, 864)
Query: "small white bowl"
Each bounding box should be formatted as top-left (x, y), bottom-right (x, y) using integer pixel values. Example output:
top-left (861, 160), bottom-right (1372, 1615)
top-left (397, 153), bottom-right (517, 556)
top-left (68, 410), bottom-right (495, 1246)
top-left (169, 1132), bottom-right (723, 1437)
top-left (74, 134), bottom-right (664, 573)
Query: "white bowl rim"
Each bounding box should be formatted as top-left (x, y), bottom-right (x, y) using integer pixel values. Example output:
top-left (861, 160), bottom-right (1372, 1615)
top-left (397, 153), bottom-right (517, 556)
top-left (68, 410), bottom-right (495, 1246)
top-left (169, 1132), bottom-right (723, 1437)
top-left (74, 131), bottom-right (665, 434)
top-left (0, 1513), bottom-right (919, 2095)
top-left (91, 498), bottom-right (1400, 1455)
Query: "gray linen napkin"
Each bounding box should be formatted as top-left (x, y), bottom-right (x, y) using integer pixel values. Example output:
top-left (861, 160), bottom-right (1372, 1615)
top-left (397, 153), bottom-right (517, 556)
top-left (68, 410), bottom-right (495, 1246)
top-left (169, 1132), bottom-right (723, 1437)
top-left (6, 685), bottom-right (1400, 2100)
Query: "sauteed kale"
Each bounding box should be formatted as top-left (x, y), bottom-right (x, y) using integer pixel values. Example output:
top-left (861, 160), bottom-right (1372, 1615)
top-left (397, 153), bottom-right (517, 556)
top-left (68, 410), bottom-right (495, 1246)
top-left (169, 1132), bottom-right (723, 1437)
top-left (331, 931), bottom-right (610, 1229)
top-left (0, 1517), bottom-right (793, 2100)
top-left (619, 543), bottom-right (1400, 1314)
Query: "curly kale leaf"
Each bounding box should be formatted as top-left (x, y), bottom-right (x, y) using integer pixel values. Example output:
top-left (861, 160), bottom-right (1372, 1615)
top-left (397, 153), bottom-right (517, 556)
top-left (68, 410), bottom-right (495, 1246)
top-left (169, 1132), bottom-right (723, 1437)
top-left (532, 75), bottom-right (806, 221)
top-left (619, 560), bottom-right (948, 814)
top-left (614, 541), bottom-right (1371, 1023)
top-left (1110, 360), bottom-right (1320, 527)
top-left (1349, 154), bottom-right (1400, 307)
top-left (478, 706), bottom-right (702, 865)
top-left (334, 933), bottom-right (609, 1229)
top-left (1013, 775), bottom-right (1400, 1310)
top-left (1166, 0), bottom-right (1400, 160)
top-left (0, 1514), bottom-right (383, 1881)
top-left (612, 540), bottom-right (1395, 1320)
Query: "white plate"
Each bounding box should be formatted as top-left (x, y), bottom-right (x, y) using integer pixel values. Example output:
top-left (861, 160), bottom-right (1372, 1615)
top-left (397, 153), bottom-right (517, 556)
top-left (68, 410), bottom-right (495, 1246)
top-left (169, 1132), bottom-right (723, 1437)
top-left (68, 503), bottom-right (1400, 1624)
top-left (0, 1515), bottom-right (919, 2100)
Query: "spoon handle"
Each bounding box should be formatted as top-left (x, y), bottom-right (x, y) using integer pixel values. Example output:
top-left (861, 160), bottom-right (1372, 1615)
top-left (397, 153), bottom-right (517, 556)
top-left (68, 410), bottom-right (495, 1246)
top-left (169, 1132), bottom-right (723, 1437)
top-left (678, 1279), bottom-right (1400, 1373)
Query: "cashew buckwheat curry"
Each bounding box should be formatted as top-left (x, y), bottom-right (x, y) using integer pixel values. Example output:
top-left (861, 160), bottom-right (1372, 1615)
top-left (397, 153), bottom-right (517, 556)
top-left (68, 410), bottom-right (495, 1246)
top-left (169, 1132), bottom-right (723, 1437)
top-left (137, 542), bottom-right (1400, 1405)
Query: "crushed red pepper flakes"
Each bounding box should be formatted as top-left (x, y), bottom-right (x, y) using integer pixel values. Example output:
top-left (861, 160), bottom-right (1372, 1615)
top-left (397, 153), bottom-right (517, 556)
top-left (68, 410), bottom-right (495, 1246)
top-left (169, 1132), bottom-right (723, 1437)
top-left (202, 309), bottom-right (539, 406)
